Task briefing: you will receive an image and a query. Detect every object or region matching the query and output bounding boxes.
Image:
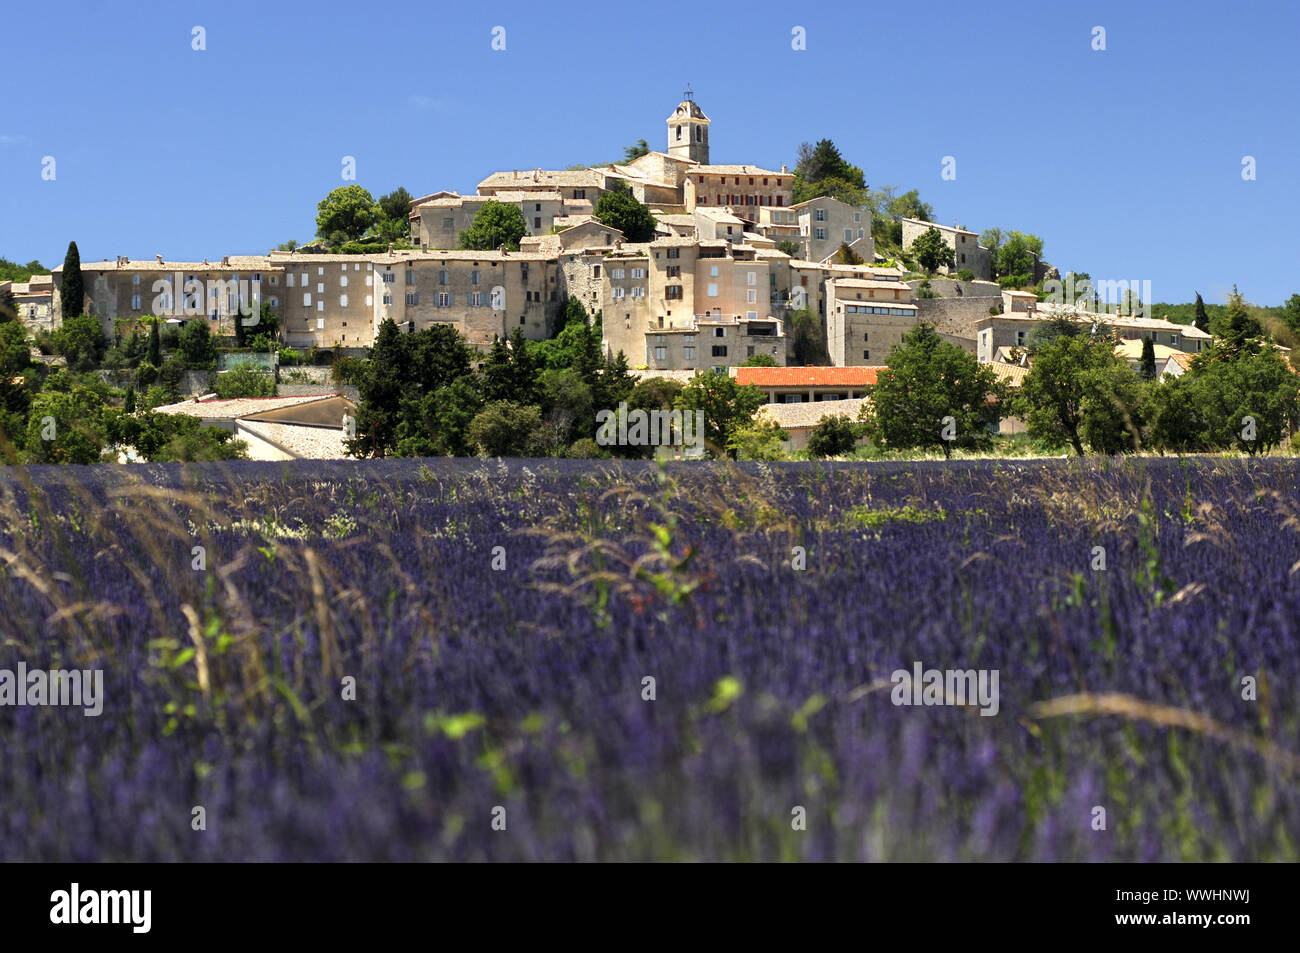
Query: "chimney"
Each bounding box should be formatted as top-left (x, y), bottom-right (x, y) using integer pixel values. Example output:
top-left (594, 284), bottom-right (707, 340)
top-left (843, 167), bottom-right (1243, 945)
top-left (155, 255), bottom-right (163, 263)
top-left (781, 164), bottom-right (788, 174)
top-left (222, 256), bottom-right (229, 266)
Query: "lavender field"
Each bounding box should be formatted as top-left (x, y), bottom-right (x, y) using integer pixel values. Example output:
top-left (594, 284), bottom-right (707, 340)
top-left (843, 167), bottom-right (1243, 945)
top-left (1, 457), bottom-right (1298, 861)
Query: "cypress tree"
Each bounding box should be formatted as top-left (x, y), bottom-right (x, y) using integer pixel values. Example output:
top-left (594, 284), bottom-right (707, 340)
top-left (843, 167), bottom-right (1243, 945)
top-left (1193, 292), bottom-right (1209, 333)
top-left (1139, 335), bottom-right (1157, 380)
top-left (61, 241), bottom-right (84, 318)
top-left (148, 317), bottom-right (161, 365)
top-left (124, 385), bottom-right (136, 414)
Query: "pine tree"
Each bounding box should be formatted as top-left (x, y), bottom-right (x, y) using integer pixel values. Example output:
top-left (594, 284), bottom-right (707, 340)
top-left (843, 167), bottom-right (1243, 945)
top-left (61, 241), bottom-right (84, 318)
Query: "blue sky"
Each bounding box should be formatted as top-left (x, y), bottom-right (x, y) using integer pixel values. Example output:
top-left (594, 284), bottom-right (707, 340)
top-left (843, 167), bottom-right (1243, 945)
top-left (2, 0), bottom-right (1295, 305)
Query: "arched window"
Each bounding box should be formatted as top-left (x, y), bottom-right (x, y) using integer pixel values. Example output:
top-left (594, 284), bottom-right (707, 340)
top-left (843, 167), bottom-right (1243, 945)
top-left (676, 125), bottom-right (682, 140)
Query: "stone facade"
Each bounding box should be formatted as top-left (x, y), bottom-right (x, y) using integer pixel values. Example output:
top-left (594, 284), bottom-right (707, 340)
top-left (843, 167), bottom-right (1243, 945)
top-left (901, 219), bottom-right (991, 280)
top-left (825, 278), bottom-right (918, 366)
top-left (792, 196), bottom-right (872, 263)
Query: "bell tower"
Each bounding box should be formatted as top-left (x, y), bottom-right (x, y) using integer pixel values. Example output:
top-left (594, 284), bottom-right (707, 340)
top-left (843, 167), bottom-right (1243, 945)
top-left (666, 85), bottom-right (709, 164)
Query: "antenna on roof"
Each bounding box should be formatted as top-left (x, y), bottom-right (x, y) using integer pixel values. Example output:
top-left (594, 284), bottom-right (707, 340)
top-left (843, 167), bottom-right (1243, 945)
top-left (684, 83), bottom-right (694, 102)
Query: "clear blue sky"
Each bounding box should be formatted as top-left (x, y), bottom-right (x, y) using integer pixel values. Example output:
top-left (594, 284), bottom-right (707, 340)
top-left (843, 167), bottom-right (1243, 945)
top-left (2, 0), bottom-right (1296, 305)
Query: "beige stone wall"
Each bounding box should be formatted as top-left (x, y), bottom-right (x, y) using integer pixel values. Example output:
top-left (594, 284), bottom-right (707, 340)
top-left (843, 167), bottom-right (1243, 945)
top-left (684, 168), bottom-right (791, 213)
top-left (902, 220), bottom-right (990, 280)
top-left (796, 197), bottom-right (872, 263)
top-left (279, 257), bottom-right (375, 349)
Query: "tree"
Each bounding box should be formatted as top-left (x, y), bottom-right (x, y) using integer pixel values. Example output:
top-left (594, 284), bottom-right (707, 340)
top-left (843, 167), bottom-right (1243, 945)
top-left (348, 319), bottom-right (408, 457)
top-left (806, 414), bottom-right (859, 457)
top-left (1027, 316), bottom-right (1085, 354)
top-left (537, 366), bottom-right (594, 453)
top-left (0, 286), bottom-right (15, 323)
top-left (457, 200), bottom-right (528, 251)
top-left (467, 401), bottom-right (547, 457)
top-left (123, 385), bottom-right (136, 415)
top-left (792, 139), bottom-right (868, 207)
top-left (60, 241), bottom-right (84, 318)
top-left (862, 323), bottom-right (1003, 458)
top-left (1209, 293), bottom-right (1264, 358)
top-left (1016, 333), bottom-right (1135, 455)
top-left (377, 187), bottom-right (414, 227)
top-left (834, 243), bottom-right (863, 265)
top-left (1139, 336), bottom-right (1158, 380)
top-left (674, 373), bottom-right (767, 458)
top-left (727, 418), bottom-right (788, 460)
top-left (775, 239), bottom-right (801, 257)
top-left (623, 139), bottom-right (650, 162)
top-left (997, 232), bottom-right (1040, 283)
top-left (788, 309), bottom-right (830, 365)
top-left (51, 313), bottom-right (107, 371)
top-left (214, 362), bottom-right (275, 398)
top-left (147, 317), bottom-right (162, 365)
top-left (24, 388), bottom-right (106, 464)
top-left (741, 353), bottom-right (778, 367)
top-left (120, 410), bottom-right (248, 461)
top-left (177, 319), bottom-right (217, 367)
top-left (593, 182), bottom-right (656, 243)
top-left (1282, 293), bottom-right (1300, 334)
top-left (909, 227), bottom-right (955, 275)
top-left (316, 185), bottom-right (380, 244)
top-left (1189, 292), bottom-right (1210, 333)
top-left (979, 228), bottom-right (1005, 260)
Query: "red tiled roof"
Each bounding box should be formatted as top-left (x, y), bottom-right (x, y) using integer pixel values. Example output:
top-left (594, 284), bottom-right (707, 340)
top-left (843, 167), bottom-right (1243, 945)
top-left (734, 366), bottom-right (884, 388)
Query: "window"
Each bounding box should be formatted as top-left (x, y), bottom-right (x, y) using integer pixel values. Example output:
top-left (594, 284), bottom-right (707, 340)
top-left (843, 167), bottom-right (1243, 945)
top-left (713, 327), bottom-right (726, 338)
top-left (406, 292), bottom-right (418, 305)
top-left (303, 293), bottom-right (312, 306)
top-left (438, 270), bottom-right (448, 285)
top-left (960, 254), bottom-right (966, 264)
top-left (854, 212), bottom-right (861, 222)
top-left (654, 346), bottom-right (666, 361)
top-left (471, 270), bottom-right (480, 285)
top-left (1170, 334), bottom-right (1179, 346)
top-left (593, 265), bottom-right (601, 278)
top-left (631, 267), bottom-right (645, 279)
top-left (667, 266), bottom-right (680, 278)
top-left (287, 274), bottom-right (295, 287)
top-left (534, 217), bottom-right (541, 228)
top-left (707, 283), bottom-right (718, 297)
top-left (132, 274), bottom-right (140, 285)
top-left (612, 268), bottom-right (625, 279)
top-left (863, 350), bottom-right (870, 360)
top-left (317, 301), bottom-right (324, 312)
top-left (710, 265), bottom-right (718, 277)
top-left (613, 287), bottom-right (625, 299)
top-left (683, 346), bottom-right (695, 360)
top-left (711, 345), bottom-right (727, 357)
top-left (317, 318), bottom-right (324, 330)
top-left (676, 124), bottom-right (682, 141)
top-left (317, 283), bottom-right (324, 293)
top-left (815, 228), bottom-right (826, 241)
top-left (519, 315), bottom-right (526, 326)
top-left (437, 292), bottom-right (451, 307)
top-left (845, 229), bottom-right (853, 242)
top-left (666, 286), bottom-right (682, 300)
top-left (340, 275), bottom-right (348, 287)
top-left (666, 247), bottom-right (679, 259)
top-left (383, 293), bottom-right (392, 305)
top-left (1014, 330), bottom-right (1028, 345)
top-left (535, 203), bottom-right (541, 212)
top-left (340, 295), bottom-right (349, 307)
top-left (747, 271), bottom-right (756, 285)
top-left (443, 218), bottom-right (454, 230)
top-left (863, 332), bottom-right (869, 341)
top-left (695, 126), bottom-right (702, 142)
top-left (318, 267), bottom-right (324, 275)
top-left (747, 290), bottom-right (757, 304)
top-left (574, 189), bottom-right (586, 200)
top-left (814, 209), bottom-right (826, 222)
top-left (469, 292), bottom-right (485, 306)
top-left (131, 294), bottom-right (141, 310)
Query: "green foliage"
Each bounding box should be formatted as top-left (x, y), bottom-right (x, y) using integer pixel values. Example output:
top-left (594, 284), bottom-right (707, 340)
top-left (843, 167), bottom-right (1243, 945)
top-left (788, 309), bottom-right (830, 366)
top-left (116, 411), bottom-right (249, 462)
top-left (374, 187), bottom-right (414, 241)
top-left (1139, 336), bottom-right (1158, 380)
top-left (792, 139), bottom-right (869, 207)
top-left (0, 257), bottom-right (50, 283)
top-left (593, 182), bottom-right (657, 243)
top-left (1026, 317), bottom-right (1086, 354)
top-left (176, 319), bottom-right (217, 368)
top-left (727, 417), bottom-right (789, 460)
top-left (147, 317), bottom-right (161, 365)
top-left (1281, 293), bottom-right (1300, 334)
top-left (316, 186), bottom-right (380, 244)
top-left (214, 362), bottom-right (275, 399)
top-left (123, 385), bottom-right (136, 414)
top-left (834, 243), bottom-right (863, 265)
top-left (457, 200), bottom-right (528, 251)
top-left (957, 269), bottom-right (975, 282)
top-left (862, 323), bottom-right (1004, 458)
top-left (1016, 333), bottom-right (1135, 455)
top-left (1194, 292), bottom-right (1211, 332)
top-left (908, 226), bottom-right (955, 275)
top-left (51, 313), bottom-right (106, 371)
top-left (806, 414), bottom-right (860, 457)
top-left (741, 353), bottom-right (778, 367)
top-left (467, 400), bottom-right (547, 457)
top-left (623, 139), bottom-right (650, 162)
top-left (278, 347), bottom-right (304, 366)
top-left (25, 387), bottom-right (106, 463)
top-left (996, 232), bottom-right (1043, 281)
top-left (674, 373), bottom-right (767, 458)
top-left (60, 241), bottom-right (84, 318)
top-left (775, 240), bottom-right (801, 257)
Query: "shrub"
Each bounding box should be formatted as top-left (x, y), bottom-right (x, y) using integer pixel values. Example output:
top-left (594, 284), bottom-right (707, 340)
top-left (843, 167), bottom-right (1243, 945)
top-left (214, 362), bottom-right (275, 399)
top-left (278, 347), bottom-right (304, 366)
top-left (806, 414), bottom-right (860, 457)
top-left (957, 269), bottom-right (975, 282)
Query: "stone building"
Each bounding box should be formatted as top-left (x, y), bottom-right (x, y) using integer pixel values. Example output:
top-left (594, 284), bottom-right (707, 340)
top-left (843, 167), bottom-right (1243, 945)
top-left (2, 275), bottom-right (55, 333)
top-left (792, 196), bottom-right (873, 263)
top-left (901, 219), bottom-right (991, 279)
top-left (411, 191), bottom-right (565, 249)
top-left (825, 277), bottom-right (919, 366)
